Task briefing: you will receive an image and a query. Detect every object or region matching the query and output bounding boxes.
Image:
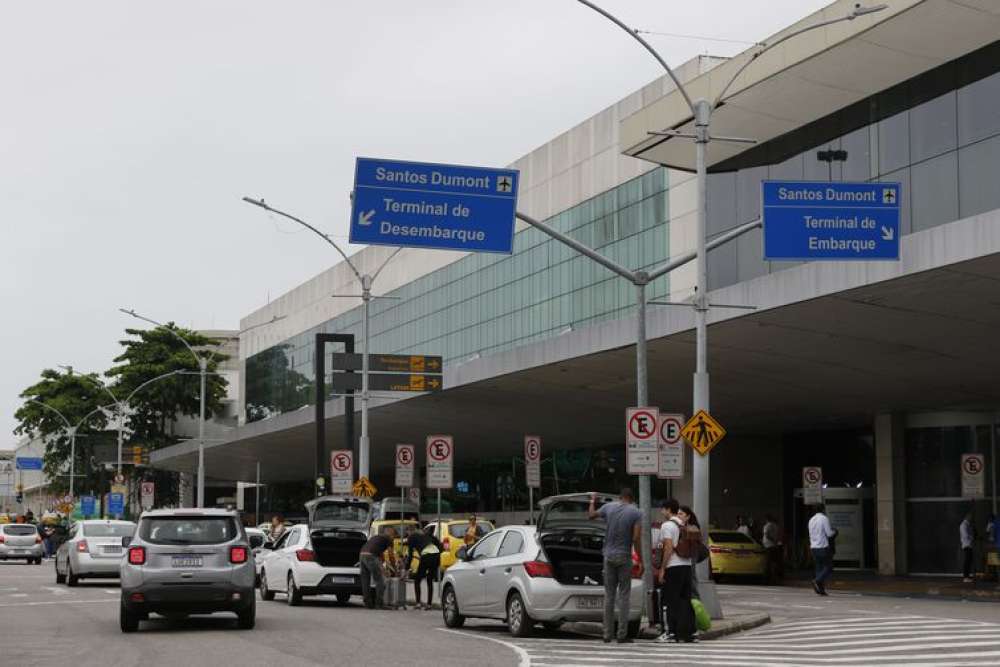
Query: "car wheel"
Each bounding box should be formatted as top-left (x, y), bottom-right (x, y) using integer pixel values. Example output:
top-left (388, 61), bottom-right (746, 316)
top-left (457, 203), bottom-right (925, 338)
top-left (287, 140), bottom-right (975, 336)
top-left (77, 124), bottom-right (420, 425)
top-left (66, 563), bottom-right (78, 587)
top-left (259, 571), bottom-right (275, 601)
top-left (286, 574), bottom-right (302, 606)
top-left (542, 621), bottom-right (563, 632)
top-left (336, 592), bottom-right (351, 605)
top-left (507, 591), bottom-right (533, 638)
top-left (237, 596), bottom-right (256, 630)
top-left (442, 585), bottom-right (465, 628)
top-left (119, 599), bottom-right (139, 633)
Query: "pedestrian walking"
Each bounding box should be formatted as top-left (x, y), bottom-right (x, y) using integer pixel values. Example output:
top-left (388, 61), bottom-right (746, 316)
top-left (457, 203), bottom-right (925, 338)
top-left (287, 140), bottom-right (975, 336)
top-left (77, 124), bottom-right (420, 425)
top-left (360, 527), bottom-right (397, 609)
top-left (588, 488), bottom-right (642, 644)
top-left (808, 504), bottom-right (837, 596)
top-left (404, 525), bottom-right (442, 610)
top-left (961, 512), bottom-right (975, 583)
top-left (657, 499), bottom-right (696, 643)
top-left (762, 513), bottom-right (783, 584)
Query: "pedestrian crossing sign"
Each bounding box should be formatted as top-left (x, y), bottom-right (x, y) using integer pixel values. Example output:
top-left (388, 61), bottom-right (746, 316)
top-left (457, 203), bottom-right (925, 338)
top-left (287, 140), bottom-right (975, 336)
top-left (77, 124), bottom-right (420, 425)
top-left (681, 410), bottom-right (726, 456)
top-left (352, 476), bottom-right (378, 498)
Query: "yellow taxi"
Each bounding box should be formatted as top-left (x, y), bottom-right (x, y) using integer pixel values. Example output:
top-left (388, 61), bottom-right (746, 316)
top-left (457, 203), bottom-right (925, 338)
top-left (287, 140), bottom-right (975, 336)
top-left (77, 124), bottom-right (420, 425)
top-left (424, 518), bottom-right (495, 570)
top-left (369, 519), bottom-right (421, 572)
top-left (708, 530), bottom-right (767, 582)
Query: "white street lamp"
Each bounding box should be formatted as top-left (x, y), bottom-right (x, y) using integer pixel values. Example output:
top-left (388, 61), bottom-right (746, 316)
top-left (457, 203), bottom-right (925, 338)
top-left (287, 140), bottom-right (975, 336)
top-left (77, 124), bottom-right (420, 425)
top-left (27, 399), bottom-right (111, 497)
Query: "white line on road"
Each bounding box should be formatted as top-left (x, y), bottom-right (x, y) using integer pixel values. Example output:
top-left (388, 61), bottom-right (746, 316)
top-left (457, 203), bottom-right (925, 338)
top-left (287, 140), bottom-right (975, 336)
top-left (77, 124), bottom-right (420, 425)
top-left (104, 590), bottom-right (118, 594)
top-left (10, 593), bottom-right (28, 597)
top-left (0, 598), bottom-right (114, 608)
top-left (42, 586), bottom-right (68, 595)
top-left (437, 629), bottom-right (529, 667)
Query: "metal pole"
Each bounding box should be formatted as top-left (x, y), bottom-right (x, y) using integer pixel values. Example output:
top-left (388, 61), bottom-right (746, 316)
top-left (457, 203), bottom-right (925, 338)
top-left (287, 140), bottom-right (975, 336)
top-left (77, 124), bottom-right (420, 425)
top-left (360, 275), bottom-right (372, 480)
top-left (116, 409), bottom-right (124, 477)
top-left (529, 486), bottom-right (534, 526)
top-left (436, 488), bottom-right (442, 598)
top-left (255, 460), bottom-right (261, 527)
top-left (635, 281), bottom-right (655, 622)
top-left (693, 100), bottom-right (712, 582)
top-left (197, 357), bottom-right (207, 508)
top-left (992, 416), bottom-right (997, 516)
top-left (69, 428), bottom-right (77, 497)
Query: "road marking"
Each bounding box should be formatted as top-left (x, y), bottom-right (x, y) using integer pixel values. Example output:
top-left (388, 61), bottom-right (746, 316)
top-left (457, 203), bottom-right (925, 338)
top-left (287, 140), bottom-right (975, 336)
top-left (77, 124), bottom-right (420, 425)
top-left (9, 593), bottom-right (28, 597)
top-left (104, 589), bottom-right (118, 594)
top-left (0, 598), bottom-right (115, 608)
top-left (437, 629), bottom-right (529, 667)
top-left (42, 586), bottom-right (68, 595)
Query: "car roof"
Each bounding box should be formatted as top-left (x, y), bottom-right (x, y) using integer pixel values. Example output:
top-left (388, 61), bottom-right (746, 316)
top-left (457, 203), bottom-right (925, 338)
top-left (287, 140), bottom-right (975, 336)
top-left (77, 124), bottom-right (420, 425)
top-left (77, 519), bottom-right (135, 525)
top-left (496, 525), bottom-right (536, 535)
top-left (139, 508), bottom-right (239, 518)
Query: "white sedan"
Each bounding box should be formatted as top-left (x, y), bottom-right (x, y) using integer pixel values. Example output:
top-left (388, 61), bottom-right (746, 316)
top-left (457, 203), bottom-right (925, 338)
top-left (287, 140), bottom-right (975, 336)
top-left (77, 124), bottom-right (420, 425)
top-left (441, 493), bottom-right (644, 638)
top-left (55, 519), bottom-right (135, 585)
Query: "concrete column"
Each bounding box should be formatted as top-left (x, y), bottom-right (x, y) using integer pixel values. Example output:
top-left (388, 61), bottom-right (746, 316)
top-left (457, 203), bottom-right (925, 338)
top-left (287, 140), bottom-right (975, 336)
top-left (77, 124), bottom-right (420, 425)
top-left (875, 413), bottom-right (907, 575)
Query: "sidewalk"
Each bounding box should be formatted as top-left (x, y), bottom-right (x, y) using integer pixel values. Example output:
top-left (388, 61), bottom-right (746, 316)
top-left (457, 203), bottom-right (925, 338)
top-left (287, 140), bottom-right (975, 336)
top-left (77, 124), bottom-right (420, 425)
top-left (571, 612), bottom-right (771, 641)
top-left (784, 571), bottom-right (1000, 603)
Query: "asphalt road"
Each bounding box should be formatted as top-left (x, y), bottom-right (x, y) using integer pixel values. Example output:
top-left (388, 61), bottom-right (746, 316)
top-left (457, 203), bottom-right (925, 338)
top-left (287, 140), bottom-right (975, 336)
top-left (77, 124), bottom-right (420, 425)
top-left (5, 560), bottom-right (1000, 666)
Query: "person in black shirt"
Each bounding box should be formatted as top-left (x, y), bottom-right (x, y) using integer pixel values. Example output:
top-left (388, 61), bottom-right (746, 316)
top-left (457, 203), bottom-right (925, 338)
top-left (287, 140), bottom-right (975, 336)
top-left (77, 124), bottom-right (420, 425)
top-left (404, 526), bottom-right (443, 610)
top-left (360, 528), bottom-right (397, 609)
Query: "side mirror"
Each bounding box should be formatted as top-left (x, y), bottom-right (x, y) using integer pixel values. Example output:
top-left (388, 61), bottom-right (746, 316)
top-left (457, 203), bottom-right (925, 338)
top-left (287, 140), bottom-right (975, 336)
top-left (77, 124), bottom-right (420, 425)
top-left (264, 541), bottom-right (276, 550)
top-left (249, 535), bottom-right (264, 549)
top-left (121, 536), bottom-right (131, 548)
top-left (456, 546), bottom-right (469, 561)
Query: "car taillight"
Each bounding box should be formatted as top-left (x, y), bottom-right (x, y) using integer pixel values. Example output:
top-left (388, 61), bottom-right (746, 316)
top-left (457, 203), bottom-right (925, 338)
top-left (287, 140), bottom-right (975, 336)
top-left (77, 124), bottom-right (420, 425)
top-left (77, 539), bottom-right (88, 552)
top-left (128, 547), bottom-right (146, 565)
top-left (0, 535), bottom-right (4, 544)
top-left (710, 546), bottom-right (731, 554)
top-left (37, 535), bottom-right (44, 544)
top-left (442, 538), bottom-right (450, 551)
top-left (522, 560), bottom-right (554, 578)
top-left (230, 546), bottom-right (248, 564)
top-left (295, 549), bottom-right (315, 562)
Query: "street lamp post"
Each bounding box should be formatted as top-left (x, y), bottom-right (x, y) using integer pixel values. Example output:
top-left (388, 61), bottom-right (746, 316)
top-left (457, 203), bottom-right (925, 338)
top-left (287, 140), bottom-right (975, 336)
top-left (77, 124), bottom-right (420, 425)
top-left (28, 399), bottom-right (112, 497)
top-left (242, 197), bottom-right (401, 483)
top-left (119, 309), bottom-right (284, 507)
top-left (575, 0), bottom-right (887, 610)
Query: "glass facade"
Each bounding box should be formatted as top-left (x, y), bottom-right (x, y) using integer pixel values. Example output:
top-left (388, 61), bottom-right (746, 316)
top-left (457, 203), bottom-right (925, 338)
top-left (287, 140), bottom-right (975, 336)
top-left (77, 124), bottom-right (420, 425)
top-left (246, 168), bottom-right (670, 421)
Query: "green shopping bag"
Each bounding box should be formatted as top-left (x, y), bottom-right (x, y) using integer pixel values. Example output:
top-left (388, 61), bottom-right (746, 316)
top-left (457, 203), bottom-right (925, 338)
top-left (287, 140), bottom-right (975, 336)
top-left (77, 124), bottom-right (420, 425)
top-left (691, 598), bottom-right (711, 632)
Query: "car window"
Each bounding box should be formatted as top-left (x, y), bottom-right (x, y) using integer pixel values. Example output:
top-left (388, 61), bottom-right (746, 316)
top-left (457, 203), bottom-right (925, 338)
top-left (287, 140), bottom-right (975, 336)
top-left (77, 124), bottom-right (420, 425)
top-left (83, 523), bottom-right (135, 538)
top-left (312, 502), bottom-right (369, 524)
top-left (140, 516), bottom-right (239, 545)
top-left (497, 531), bottom-right (524, 557)
top-left (271, 530), bottom-right (292, 550)
top-left (710, 531), bottom-right (756, 545)
top-left (3, 525), bottom-right (37, 536)
top-left (449, 522), bottom-right (495, 539)
top-left (468, 530), bottom-right (503, 561)
top-left (285, 527), bottom-right (302, 546)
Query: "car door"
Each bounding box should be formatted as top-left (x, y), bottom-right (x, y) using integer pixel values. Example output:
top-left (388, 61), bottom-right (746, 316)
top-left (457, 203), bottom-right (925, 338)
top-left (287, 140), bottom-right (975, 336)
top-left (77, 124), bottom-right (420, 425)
top-left (56, 524), bottom-right (76, 574)
top-left (283, 527), bottom-right (307, 585)
top-left (482, 529), bottom-right (527, 617)
top-left (264, 529), bottom-right (294, 591)
top-left (460, 530), bottom-right (504, 612)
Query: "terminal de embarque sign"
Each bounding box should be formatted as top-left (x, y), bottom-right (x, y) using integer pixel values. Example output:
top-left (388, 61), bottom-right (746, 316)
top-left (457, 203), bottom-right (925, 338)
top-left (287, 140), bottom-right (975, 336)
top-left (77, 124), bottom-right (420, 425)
top-left (350, 157), bottom-right (519, 254)
top-left (763, 181), bottom-right (901, 261)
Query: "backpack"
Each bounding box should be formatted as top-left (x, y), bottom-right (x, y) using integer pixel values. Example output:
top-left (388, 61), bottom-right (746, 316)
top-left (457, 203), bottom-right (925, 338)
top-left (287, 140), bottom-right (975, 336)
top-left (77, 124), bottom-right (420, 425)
top-left (674, 521), bottom-right (701, 560)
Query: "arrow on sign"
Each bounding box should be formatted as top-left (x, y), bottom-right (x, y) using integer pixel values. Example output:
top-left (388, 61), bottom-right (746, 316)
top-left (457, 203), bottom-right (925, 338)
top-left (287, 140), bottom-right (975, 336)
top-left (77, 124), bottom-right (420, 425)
top-left (358, 209), bottom-right (375, 226)
top-left (881, 226), bottom-right (894, 241)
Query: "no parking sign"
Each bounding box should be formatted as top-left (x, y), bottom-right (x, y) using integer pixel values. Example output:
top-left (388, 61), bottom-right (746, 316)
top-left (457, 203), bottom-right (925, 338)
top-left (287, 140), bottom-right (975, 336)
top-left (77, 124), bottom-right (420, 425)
top-left (330, 450), bottom-right (354, 495)
top-left (524, 436), bottom-right (541, 489)
top-left (426, 435), bottom-right (453, 489)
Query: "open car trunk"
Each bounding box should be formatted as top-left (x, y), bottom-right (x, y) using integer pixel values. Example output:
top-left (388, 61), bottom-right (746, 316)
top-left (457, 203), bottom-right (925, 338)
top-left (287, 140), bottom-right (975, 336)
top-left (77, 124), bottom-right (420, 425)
top-left (537, 492), bottom-right (617, 587)
top-left (304, 496), bottom-right (372, 568)
top-left (310, 527), bottom-right (368, 568)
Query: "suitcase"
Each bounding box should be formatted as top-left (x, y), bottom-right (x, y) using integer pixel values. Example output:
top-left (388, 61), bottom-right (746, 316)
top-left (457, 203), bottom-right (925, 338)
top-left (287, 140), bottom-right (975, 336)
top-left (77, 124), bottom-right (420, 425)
top-left (383, 576), bottom-right (407, 609)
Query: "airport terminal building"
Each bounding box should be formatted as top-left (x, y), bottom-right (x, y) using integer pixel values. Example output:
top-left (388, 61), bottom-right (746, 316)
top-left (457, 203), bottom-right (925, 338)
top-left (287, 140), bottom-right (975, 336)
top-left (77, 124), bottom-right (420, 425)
top-left (153, 0), bottom-right (1000, 576)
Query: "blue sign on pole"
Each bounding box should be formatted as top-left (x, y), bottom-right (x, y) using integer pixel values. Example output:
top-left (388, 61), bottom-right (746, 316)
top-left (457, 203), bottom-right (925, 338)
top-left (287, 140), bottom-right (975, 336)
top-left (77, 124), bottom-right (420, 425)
top-left (108, 492), bottom-right (124, 516)
top-left (762, 181), bottom-right (901, 261)
top-left (15, 457), bottom-right (44, 471)
top-left (349, 157), bottom-right (519, 254)
top-left (80, 495), bottom-right (96, 517)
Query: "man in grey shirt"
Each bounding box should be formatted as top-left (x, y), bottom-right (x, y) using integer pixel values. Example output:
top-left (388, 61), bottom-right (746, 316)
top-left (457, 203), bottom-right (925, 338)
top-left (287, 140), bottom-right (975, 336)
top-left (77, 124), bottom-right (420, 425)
top-left (589, 488), bottom-right (642, 643)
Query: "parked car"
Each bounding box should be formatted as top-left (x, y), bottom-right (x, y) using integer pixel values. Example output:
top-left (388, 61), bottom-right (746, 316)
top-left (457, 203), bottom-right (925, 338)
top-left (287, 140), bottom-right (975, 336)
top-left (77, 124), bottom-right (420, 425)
top-left (119, 508), bottom-right (255, 632)
top-left (368, 497), bottom-right (420, 525)
top-left (441, 493), bottom-right (643, 638)
top-left (708, 530), bottom-right (767, 582)
top-left (0, 523), bottom-right (43, 564)
top-left (424, 519), bottom-right (495, 570)
top-left (55, 519), bottom-right (135, 585)
top-left (258, 496), bottom-right (371, 606)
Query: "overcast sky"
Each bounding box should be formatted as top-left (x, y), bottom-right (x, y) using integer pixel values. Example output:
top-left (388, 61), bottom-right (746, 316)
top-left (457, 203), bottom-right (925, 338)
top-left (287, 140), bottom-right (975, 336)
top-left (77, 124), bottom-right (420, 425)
top-left (1, 0), bottom-right (832, 445)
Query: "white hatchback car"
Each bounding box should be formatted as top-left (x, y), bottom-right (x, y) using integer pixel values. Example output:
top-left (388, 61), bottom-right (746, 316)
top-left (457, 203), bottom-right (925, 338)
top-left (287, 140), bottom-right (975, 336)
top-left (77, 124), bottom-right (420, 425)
top-left (55, 520), bottom-right (136, 585)
top-left (441, 493), bottom-right (644, 638)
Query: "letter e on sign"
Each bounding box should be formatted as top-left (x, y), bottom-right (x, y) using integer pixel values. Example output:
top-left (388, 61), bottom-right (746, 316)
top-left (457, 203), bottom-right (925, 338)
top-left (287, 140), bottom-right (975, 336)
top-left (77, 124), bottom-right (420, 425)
top-left (524, 436), bottom-right (541, 463)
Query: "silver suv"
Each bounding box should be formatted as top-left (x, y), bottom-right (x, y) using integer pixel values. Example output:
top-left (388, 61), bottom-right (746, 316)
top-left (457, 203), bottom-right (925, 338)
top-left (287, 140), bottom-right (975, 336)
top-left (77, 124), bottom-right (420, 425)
top-left (119, 508), bottom-right (255, 632)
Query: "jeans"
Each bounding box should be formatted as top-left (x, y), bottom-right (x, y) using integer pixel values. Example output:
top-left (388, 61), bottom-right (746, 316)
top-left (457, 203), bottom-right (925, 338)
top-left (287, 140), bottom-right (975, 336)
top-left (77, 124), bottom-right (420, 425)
top-left (661, 565), bottom-right (695, 641)
top-left (414, 552), bottom-right (440, 605)
top-left (360, 554), bottom-right (386, 607)
top-left (602, 555), bottom-right (632, 640)
top-left (812, 547), bottom-right (833, 585)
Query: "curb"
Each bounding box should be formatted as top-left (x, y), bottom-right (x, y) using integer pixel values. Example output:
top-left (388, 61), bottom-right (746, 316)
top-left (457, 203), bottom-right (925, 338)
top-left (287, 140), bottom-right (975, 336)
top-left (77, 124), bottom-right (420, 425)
top-left (575, 612), bottom-right (771, 641)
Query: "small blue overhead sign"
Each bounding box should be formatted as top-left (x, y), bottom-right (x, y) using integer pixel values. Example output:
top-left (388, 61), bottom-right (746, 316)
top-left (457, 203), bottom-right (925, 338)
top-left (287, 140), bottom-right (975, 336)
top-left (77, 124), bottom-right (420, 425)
top-left (349, 157), bottom-right (519, 254)
top-left (108, 492), bottom-right (124, 516)
top-left (763, 181), bottom-right (901, 261)
top-left (15, 457), bottom-right (43, 471)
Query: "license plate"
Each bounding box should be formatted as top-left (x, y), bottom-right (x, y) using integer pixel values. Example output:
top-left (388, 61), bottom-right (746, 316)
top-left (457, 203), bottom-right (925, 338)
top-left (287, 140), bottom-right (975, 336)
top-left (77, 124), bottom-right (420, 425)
top-left (331, 576), bottom-right (354, 584)
top-left (576, 596), bottom-right (603, 609)
top-left (171, 556), bottom-right (203, 568)
top-left (12, 549), bottom-right (27, 554)
top-left (103, 546), bottom-right (122, 554)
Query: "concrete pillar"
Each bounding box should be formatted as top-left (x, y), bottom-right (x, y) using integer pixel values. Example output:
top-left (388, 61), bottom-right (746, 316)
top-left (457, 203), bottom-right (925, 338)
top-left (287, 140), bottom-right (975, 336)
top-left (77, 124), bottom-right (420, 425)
top-left (179, 472), bottom-right (194, 508)
top-left (875, 413), bottom-right (907, 575)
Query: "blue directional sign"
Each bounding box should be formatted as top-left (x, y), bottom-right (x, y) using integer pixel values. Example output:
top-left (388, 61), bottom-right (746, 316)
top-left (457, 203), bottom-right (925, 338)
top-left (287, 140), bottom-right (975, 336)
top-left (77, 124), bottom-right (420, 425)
top-left (80, 495), bottom-right (96, 518)
top-left (108, 492), bottom-right (124, 516)
top-left (349, 157), bottom-right (519, 254)
top-left (15, 457), bottom-right (43, 471)
top-left (762, 181), bottom-right (901, 261)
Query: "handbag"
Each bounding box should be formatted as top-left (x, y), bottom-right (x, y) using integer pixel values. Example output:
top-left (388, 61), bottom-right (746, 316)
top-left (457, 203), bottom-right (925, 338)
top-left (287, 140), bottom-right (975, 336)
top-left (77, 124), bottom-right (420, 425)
top-left (695, 541), bottom-right (710, 564)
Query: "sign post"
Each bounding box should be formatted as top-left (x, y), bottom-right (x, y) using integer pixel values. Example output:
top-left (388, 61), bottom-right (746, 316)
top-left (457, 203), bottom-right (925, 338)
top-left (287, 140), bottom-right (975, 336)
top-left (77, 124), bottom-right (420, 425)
top-left (763, 181), bottom-right (901, 261)
top-left (657, 414), bottom-right (685, 487)
top-left (330, 450), bottom-right (354, 495)
top-left (350, 158), bottom-right (519, 254)
top-left (427, 435), bottom-right (453, 591)
top-left (803, 466), bottom-right (824, 505)
top-left (140, 481), bottom-right (154, 511)
top-left (962, 454), bottom-right (985, 499)
top-left (396, 444), bottom-right (415, 537)
top-left (626, 408), bottom-right (660, 475)
top-left (524, 436), bottom-right (542, 525)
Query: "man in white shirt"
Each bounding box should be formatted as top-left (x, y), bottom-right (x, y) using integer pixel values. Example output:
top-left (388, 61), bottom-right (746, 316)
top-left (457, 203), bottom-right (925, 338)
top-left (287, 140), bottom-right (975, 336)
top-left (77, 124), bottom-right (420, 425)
top-left (808, 505), bottom-right (837, 596)
top-left (960, 512), bottom-right (974, 583)
top-left (657, 499), bottom-right (695, 643)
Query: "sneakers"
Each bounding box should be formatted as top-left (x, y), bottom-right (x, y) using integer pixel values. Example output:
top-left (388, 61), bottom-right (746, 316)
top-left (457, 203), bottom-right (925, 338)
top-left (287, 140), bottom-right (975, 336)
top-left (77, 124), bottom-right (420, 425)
top-left (657, 632), bottom-right (674, 643)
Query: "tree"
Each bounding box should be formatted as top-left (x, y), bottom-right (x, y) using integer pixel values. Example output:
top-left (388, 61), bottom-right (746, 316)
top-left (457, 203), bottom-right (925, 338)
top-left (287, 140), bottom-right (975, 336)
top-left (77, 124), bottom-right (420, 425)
top-left (14, 369), bottom-right (113, 495)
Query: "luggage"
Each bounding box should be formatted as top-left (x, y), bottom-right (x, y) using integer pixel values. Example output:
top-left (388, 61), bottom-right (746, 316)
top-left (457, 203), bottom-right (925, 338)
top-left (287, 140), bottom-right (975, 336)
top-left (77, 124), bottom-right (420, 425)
top-left (383, 576), bottom-right (407, 609)
top-left (691, 598), bottom-right (711, 632)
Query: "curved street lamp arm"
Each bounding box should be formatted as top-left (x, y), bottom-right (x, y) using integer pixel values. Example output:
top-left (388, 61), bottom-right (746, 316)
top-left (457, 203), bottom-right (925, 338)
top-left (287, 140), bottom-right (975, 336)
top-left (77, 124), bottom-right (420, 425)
top-left (27, 398), bottom-right (73, 431)
top-left (69, 372), bottom-right (121, 408)
top-left (242, 197), bottom-right (363, 283)
top-left (371, 247), bottom-right (403, 283)
top-left (119, 308), bottom-right (202, 368)
top-left (123, 369), bottom-right (187, 404)
top-left (575, 0), bottom-right (695, 115)
top-left (73, 403), bottom-right (118, 431)
top-left (203, 314), bottom-right (287, 367)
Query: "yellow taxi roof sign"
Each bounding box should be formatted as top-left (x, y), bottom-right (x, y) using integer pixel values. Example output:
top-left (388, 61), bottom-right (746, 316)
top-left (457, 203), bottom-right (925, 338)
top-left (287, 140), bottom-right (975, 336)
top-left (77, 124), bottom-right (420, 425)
top-left (681, 409), bottom-right (726, 456)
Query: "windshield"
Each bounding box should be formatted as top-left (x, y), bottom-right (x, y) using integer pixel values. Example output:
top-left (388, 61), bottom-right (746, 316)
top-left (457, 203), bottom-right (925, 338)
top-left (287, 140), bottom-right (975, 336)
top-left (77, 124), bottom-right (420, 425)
top-left (3, 525), bottom-right (37, 536)
top-left (313, 503), bottom-right (369, 524)
top-left (448, 522), bottom-right (494, 539)
top-left (83, 523), bottom-right (135, 538)
top-left (140, 516), bottom-right (240, 545)
top-left (375, 522), bottom-right (416, 536)
top-left (710, 531), bottom-right (756, 545)
top-left (542, 499), bottom-right (606, 526)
